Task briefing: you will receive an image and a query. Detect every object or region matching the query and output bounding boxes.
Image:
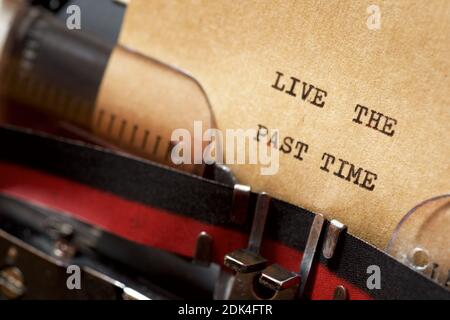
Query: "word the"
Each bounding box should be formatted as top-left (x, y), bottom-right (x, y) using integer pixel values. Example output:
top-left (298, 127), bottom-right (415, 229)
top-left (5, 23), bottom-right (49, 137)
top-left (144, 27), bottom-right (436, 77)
top-left (320, 153), bottom-right (378, 191)
top-left (353, 104), bottom-right (397, 137)
top-left (271, 71), bottom-right (328, 108)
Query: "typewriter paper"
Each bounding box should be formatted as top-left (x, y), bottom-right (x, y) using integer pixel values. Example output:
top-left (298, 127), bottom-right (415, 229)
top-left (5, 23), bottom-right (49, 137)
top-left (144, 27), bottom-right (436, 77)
top-left (107, 0), bottom-right (450, 249)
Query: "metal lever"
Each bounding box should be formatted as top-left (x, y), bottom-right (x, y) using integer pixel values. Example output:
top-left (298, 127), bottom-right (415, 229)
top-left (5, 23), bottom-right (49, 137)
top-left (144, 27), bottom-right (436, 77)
top-left (257, 215), bottom-right (347, 300)
top-left (298, 213), bottom-right (325, 298)
top-left (257, 213), bottom-right (325, 300)
top-left (258, 264), bottom-right (300, 300)
top-left (224, 192), bottom-right (271, 299)
top-left (322, 219), bottom-right (347, 260)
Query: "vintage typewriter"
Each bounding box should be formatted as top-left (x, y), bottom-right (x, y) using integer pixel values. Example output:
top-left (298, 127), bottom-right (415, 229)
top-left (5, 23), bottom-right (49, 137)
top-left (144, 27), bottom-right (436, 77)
top-left (0, 0), bottom-right (448, 301)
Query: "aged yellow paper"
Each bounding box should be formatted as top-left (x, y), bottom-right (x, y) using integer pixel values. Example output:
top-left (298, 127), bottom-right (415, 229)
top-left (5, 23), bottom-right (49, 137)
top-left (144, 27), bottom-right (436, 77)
top-left (106, 0), bottom-right (450, 249)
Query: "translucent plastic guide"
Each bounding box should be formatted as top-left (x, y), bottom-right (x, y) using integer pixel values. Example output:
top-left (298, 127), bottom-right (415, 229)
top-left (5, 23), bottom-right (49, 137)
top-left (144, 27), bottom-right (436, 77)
top-left (387, 195), bottom-right (450, 287)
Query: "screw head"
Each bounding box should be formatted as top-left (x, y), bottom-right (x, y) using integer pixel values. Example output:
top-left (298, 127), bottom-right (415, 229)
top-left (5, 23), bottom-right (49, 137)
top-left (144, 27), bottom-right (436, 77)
top-left (0, 266), bottom-right (26, 299)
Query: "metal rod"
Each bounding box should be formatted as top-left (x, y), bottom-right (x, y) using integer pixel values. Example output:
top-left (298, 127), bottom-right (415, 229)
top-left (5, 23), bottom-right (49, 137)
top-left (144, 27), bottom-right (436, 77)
top-left (298, 213), bottom-right (325, 298)
top-left (247, 192), bottom-right (271, 254)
